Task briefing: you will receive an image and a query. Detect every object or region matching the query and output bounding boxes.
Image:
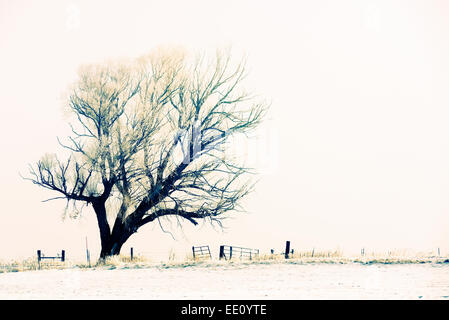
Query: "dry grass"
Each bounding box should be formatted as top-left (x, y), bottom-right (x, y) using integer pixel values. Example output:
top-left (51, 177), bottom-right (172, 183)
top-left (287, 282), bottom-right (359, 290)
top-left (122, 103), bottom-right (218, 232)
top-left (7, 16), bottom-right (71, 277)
top-left (0, 258), bottom-right (39, 273)
top-left (0, 258), bottom-right (88, 273)
top-left (1, 250), bottom-right (448, 274)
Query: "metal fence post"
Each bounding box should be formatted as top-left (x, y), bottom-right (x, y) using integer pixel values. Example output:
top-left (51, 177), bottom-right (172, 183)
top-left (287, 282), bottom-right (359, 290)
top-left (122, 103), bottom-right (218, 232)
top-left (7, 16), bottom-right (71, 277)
top-left (86, 237), bottom-right (90, 267)
top-left (207, 246), bottom-right (212, 259)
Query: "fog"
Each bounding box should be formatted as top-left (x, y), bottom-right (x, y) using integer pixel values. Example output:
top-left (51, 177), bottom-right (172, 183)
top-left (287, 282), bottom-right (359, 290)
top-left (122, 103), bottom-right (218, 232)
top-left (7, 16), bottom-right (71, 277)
top-left (0, 0), bottom-right (448, 261)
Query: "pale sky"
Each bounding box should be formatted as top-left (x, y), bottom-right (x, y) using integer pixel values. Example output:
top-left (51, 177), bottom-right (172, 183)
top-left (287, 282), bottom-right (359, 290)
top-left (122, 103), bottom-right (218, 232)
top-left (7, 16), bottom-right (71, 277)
top-left (0, 0), bottom-right (448, 261)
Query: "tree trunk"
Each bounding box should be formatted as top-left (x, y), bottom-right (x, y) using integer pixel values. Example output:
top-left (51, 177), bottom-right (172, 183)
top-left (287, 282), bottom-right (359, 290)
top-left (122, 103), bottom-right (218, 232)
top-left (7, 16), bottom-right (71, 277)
top-left (93, 199), bottom-right (135, 261)
top-left (99, 237), bottom-right (125, 259)
top-left (99, 228), bottom-right (134, 259)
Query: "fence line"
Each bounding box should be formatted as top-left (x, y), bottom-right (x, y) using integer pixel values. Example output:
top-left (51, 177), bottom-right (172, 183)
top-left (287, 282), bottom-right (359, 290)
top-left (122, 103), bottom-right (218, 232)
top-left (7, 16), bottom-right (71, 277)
top-left (192, 246), bottom-right (212, 259)
top-left (219, 245), bottom-right (259, 260)
top-left (37, 250), bottom-right (65, 269)
top-left (14, 243), bottom-right (445, 267)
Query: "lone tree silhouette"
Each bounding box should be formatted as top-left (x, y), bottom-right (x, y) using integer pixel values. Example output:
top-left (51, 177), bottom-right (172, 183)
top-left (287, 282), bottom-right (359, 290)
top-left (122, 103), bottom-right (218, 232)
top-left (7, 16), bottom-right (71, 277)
top-left (27, 48), bottom-right (266, 259)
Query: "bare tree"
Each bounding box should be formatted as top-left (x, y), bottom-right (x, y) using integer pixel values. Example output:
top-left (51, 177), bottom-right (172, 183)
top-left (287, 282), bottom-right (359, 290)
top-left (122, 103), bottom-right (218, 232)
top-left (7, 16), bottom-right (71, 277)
top-left (26, 48), bottom-right (266, 259)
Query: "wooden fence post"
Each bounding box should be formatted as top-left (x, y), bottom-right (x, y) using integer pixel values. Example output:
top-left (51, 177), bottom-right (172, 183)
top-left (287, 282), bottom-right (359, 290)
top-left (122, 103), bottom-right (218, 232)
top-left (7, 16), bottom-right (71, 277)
top-left (285, 241), bottom-right (290, 259)
top-left (192, 246), bottom-right (195, 259)
top-left (131, 247), bottom-right (134, 261)
top-left (37, 250), bottom-right (41, 269)
top-left (61, 250), bottom-right (65, 262)
top-left (219, 246), bottom-right (224, 260)
top-left (229, 246), bottom-right (233, 260)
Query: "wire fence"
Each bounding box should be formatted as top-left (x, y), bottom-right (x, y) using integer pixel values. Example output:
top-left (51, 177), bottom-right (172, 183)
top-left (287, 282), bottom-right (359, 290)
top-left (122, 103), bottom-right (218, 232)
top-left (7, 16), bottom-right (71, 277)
top-left (0, 243), bottom-right (447, 273)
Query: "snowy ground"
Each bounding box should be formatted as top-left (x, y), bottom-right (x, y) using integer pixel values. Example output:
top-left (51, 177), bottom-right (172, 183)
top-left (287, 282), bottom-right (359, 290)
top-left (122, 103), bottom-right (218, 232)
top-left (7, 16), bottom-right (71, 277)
top-left (0, 263), bottom-right (448, 299)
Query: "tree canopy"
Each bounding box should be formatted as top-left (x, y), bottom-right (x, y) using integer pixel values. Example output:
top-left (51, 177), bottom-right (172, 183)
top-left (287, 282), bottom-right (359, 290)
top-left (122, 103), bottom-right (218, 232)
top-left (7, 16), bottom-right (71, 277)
top-left (27, 48), bottom-right (266, 259)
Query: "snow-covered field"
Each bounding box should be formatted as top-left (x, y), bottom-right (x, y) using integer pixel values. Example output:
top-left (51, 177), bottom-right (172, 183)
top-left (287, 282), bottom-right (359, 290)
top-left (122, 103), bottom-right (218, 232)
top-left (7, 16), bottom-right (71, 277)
top-left (1, 263), bottom-right (448, 299)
